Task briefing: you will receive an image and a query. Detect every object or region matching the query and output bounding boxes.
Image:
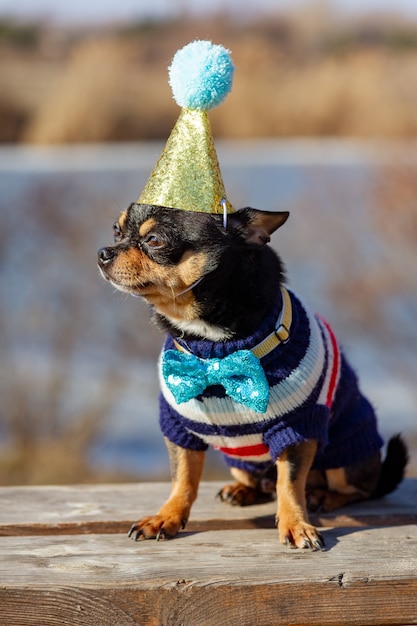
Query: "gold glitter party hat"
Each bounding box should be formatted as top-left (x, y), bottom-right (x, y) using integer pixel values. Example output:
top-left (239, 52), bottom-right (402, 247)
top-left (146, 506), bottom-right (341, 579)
top-left (137, 40), bottom-right (235, 215)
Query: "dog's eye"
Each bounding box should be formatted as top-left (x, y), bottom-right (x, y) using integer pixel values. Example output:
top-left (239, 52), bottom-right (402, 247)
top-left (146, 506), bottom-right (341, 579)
top-left (145, 234), bottom-right (164, 249)
top-left (113, 222), bottom-right (122, 242)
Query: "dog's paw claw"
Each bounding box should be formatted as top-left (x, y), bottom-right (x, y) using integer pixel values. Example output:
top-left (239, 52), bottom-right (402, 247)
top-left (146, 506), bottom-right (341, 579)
top-left (128, 526), bottom-right (146, 542)
top-left (278, 520), bottom-right (325, 551)
top-left (128, 524), bottom-right (142, 540)
top-left (127, 513), bottom-right (185, 541)
top-left (313, 536), bottom-right (325, 551)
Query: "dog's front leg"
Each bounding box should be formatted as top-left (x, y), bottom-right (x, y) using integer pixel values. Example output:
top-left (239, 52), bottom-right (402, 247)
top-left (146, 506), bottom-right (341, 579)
top-left (276, 440), bottom-right (325, 550)
top-left (129, 439), bottom-right (205, 540)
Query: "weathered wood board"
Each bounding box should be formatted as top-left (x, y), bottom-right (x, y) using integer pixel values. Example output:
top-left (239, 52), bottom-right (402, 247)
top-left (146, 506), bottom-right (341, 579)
top-left (0, 479), bottom-right (416, 536)
top-left (0, 480), bottom-right (416, 625)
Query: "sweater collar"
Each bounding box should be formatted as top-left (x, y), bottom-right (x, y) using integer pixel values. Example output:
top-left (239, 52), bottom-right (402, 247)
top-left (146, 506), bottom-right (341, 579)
top-left (167, 288), bottom-right (287, 360)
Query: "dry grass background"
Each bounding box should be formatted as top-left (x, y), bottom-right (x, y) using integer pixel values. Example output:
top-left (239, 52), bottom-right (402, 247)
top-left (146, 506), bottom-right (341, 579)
top-left (1, 9), bottom-right (417, 143)
top-left (1, 8), bottom-right (417, 484)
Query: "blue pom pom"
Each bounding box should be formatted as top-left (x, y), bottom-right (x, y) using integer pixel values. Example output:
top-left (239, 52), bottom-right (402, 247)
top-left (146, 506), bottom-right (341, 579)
top-left (168, 40), bottom-right (234, 111)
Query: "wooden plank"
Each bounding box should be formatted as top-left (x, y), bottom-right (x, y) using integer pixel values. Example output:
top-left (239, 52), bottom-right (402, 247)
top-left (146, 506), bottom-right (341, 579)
top-left (0, 479), bottom-right (416, 536)
top-left (0, 526), bottom-right (416, 625)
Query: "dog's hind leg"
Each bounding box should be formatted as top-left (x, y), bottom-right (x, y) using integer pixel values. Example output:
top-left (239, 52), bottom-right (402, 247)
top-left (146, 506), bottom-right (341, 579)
top-left (307, 453), bottom-right (381, 512)
top-left (306, 435), bottom-right (408, 512)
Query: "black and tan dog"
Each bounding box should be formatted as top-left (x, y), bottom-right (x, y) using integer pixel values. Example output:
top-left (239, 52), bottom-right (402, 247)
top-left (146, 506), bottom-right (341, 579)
top-left (98, 202), bottom-right (407, 550)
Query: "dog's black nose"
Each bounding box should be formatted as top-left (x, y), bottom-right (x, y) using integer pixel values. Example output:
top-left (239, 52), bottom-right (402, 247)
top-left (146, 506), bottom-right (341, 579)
top-left (98, 246), bottom-right (116, 266)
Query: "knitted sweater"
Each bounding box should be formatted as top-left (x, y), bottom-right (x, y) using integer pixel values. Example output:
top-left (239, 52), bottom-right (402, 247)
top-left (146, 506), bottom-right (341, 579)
top-left (158, 289), bottom-right (383, 473)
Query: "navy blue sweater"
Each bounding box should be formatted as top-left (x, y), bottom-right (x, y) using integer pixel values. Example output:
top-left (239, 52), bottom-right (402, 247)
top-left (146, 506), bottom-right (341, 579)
top-left (158, 290), bottom-right (383, 473)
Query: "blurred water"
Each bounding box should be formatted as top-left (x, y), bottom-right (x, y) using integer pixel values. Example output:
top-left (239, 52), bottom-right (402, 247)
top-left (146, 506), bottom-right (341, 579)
top-left (0, 140), bottom-right (416, 477)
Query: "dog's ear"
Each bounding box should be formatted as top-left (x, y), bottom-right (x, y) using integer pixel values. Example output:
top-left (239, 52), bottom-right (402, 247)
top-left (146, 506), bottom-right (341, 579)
top-left (228, 208), bottom-right (289, 247)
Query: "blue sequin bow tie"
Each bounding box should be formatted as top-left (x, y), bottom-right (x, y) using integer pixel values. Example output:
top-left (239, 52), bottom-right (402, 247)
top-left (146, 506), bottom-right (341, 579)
top-left (161, 348), bottom-right (269, 413)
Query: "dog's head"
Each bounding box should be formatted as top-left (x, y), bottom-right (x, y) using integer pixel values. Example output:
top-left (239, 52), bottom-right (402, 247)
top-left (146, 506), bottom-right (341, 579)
top-left (98, 203), bottom-right (288, 337)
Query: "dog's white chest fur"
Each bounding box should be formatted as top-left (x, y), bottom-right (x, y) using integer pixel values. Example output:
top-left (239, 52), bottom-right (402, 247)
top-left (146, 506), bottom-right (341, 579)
top-left (170, 318), bottom-right (233, 342)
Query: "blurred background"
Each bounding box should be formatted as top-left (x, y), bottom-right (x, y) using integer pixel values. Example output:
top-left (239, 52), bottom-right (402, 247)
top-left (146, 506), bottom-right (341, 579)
top-left (0, 0), bottom-right (416, 485)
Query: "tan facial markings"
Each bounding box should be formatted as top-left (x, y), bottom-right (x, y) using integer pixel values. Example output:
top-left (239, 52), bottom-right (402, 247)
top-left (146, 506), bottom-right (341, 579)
top-left (177, 251), bottom-right (207, 290)
top-left (106, 248), bottom-right (145, 287)
top-left (118, 210), bottom-right (127, 230)
top-left (107, 246), bottom-right (207, 323)
top-left (138, 218), bottom-right (157, 238)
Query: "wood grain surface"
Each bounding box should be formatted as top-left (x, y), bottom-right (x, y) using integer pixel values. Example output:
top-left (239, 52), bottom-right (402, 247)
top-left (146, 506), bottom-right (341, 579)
top-left (0, 480), bottom-right (416, 625)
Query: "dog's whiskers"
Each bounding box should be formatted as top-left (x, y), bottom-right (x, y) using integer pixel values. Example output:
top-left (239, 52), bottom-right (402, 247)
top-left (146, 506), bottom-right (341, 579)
top-left (175, 277), bottom-right (204, 298)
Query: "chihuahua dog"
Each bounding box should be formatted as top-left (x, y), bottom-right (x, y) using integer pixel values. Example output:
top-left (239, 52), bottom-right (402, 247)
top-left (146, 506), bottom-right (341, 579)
top-left (98, 203), bottom-right (407, 550)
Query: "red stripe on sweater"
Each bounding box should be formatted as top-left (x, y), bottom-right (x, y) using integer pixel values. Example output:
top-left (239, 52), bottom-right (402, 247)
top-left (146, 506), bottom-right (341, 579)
top-left (319, 316), bottom-right (340, 408)
top-left (217, 443), bottom-right (270, 457)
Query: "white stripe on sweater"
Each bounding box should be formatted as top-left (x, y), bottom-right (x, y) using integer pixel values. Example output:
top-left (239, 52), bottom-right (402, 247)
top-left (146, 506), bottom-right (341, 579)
top-left (190, 431), bottom-right (271, 461)
top-left (189, 431), bottom-right (265, 450)
top-left (159, 304), bottom-right (329, 427)
top-left (316, 317), bottom-right (341, 408)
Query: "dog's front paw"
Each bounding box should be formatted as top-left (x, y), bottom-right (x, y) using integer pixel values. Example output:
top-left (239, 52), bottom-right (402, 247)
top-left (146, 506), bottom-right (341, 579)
top-left (128, 514), bottom-right (186, 541)
top-left (276, 517), bottom-right (325, 551)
